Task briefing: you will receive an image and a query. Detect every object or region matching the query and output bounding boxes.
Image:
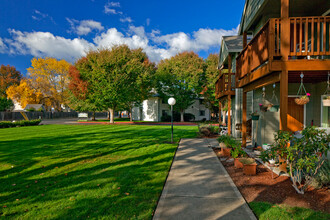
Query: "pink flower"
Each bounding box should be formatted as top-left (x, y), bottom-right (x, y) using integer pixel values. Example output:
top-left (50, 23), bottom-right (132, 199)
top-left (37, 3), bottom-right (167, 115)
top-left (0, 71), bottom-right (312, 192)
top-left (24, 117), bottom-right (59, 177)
top-left (259, 103), bottom-right (262, 106)
top-left (306, 93), bottom-right (311, 97)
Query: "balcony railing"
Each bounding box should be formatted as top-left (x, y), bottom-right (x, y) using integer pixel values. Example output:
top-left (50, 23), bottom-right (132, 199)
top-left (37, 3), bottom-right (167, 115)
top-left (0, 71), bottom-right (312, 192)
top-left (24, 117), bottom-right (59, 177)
top-left (236, 16), bottom-right (330, 80)
top-left (215, 72), bottom-right (235, 99)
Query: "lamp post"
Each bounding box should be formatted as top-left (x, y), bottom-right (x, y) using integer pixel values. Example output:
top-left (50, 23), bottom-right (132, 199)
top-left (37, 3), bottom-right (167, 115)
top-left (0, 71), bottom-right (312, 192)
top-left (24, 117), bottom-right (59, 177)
top-left (168, 97), bottom-right (176, 143)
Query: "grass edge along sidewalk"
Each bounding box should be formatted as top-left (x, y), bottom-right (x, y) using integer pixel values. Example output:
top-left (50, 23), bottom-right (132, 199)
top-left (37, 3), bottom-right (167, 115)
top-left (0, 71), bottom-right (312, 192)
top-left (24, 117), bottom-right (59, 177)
top-left (0, 124), bottom-right (197, 219)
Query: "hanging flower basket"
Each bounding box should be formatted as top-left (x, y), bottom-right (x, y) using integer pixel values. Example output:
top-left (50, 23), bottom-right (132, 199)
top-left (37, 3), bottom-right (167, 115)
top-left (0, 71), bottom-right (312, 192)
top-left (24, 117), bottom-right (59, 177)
top-left (295, 97), bottom-right (310, 105)
top-left (269, 105), bottom-right (279, 112)
top-left (251, 115), bottom-right (259, 120)
top-left (259, 105), bottom-right (268, 112)
top-left (323, 98), bottom-right (330, 106)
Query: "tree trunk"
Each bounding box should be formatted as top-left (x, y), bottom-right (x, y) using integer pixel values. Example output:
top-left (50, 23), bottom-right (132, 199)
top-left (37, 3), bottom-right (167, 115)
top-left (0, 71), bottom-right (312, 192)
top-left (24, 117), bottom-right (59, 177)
top-left (180, 111), bottom-right (184, 122)
top-left (109, 108), bottom-right (114, 124)
top-left (92, 111), bottom-right (96, 121)
top-left (129, 107), bottom-right (133, 122)
top-left (107, 111), bottom-right (110, 120)
top-left (118, 111), bottom-right (121, 118)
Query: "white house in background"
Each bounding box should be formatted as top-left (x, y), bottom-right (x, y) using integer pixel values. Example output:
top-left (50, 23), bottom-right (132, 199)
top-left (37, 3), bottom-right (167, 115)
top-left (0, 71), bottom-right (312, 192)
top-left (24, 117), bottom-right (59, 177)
top-left (132, 95), bottom-right (211, 122)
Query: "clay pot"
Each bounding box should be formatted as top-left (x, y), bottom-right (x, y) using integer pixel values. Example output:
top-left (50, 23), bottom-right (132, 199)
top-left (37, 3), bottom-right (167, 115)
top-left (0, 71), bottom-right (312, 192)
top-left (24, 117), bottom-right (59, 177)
top-left (222, 148), bottom-right (231, 157)
top-left (243, 163), bottom-right (257, 175)
top-left (234, 158), bottom-right (243, 169)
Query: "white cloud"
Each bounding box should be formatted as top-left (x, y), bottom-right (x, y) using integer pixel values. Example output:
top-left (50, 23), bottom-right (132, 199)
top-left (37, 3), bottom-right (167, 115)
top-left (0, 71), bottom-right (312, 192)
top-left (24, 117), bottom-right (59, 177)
top-left (0, 25), bottom-right (239, 63)
top-left (67, 18), bottom-right (104, 35)
top-left (5, 29), bottom-right (94, 62)
top-left (120, 17), bottom-right (133, 23)
top-left (0, 38), bottom-right (7, 53)
top-left (104, 2), bottom-right (122, 14)
top-left (32, 10), bottom-right (55, 23)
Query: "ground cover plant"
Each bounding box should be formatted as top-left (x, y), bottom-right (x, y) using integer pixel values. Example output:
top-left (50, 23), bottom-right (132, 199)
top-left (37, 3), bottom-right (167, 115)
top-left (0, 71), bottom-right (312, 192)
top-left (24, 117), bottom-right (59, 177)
top-left (0, 124), bottom-right (197, 219)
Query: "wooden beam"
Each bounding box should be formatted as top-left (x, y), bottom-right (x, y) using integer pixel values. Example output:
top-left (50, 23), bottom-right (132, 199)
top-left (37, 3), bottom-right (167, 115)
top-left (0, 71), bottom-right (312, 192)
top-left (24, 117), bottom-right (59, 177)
top-left (228, 95), bottom-right (231, 135)
top-left (243, 72), bottom-right (281, 93)
top-left (280, 70), bottom-right (288, 131)
top-left (238, 63), bottom-right (271, 88)
top-left (272, 60), bottom-right (330, 71)
top-left (242, 91), bottom-right (247, 148)
top-left (243, 32), bottom-right (247, 48)
top-left (281, 0), bottom-right (289, 19)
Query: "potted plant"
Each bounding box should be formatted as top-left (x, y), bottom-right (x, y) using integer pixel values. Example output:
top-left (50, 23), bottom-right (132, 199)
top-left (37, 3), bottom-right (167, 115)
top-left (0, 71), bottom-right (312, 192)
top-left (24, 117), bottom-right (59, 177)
top-left (239, 158), bottom-right (257, 175)
top-left (295, 93), bottom-right (310, 105)
top-left (250, 111), bottom-right (260, 120)
top-left (259, 103), bottom-right (268, 112)
top-left (217, 135), bottom-right (233, 157)
top-left (260, 130), bottom-right (293, 174)
top-left (322, 96), bottom-right (330, 106)
top-left (231, 144), bottom-right (247, 169)
top-left (269, 104), bottom-right (279, 112)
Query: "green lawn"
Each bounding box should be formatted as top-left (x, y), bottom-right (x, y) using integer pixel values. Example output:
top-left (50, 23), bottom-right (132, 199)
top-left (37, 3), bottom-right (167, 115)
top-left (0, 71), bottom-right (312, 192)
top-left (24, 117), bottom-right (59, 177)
top-left (0, 124), bottom-right (197, 219)
top-left (250, 202), bottom-right (330, 220)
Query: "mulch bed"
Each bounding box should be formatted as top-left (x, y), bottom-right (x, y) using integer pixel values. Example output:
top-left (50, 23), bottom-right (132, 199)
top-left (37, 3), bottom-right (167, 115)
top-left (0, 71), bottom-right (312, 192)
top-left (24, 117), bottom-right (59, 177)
top-left (213, 149), bottom-right (330, 213)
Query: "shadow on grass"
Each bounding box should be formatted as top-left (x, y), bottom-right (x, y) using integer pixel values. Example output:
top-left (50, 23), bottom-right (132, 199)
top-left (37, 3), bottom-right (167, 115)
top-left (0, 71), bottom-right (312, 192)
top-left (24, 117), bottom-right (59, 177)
top-left (0, 125), bottom-right (197, 219)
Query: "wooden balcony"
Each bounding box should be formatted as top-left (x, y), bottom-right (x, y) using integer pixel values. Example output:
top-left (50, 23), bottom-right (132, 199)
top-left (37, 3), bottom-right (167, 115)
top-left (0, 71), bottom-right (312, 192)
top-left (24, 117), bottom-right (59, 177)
top-left (237, 16), bottom-right (330, 87)
top-left (215, 72), bottom-right (235, 99)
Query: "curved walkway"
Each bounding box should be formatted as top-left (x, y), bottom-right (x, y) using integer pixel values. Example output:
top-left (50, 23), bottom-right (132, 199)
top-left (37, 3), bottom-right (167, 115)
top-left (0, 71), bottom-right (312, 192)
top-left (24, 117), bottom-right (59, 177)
top-left (153, 138), bottom-right (256, 220)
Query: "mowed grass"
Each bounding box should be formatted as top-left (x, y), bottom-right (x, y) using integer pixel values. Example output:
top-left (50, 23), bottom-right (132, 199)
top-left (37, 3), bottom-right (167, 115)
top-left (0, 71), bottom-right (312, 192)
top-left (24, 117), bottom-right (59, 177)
top-left (0, 124), bottom-right (197, 219)
top-left (250, 202), bottom-right (330, 220)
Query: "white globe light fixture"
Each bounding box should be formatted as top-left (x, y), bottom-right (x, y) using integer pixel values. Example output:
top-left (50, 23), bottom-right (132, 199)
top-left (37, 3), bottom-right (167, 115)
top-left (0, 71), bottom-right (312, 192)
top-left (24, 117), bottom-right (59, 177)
top-left (168, 97), bottom-right (176, 143)
top-left (168, 97), bottom-right (176, 106)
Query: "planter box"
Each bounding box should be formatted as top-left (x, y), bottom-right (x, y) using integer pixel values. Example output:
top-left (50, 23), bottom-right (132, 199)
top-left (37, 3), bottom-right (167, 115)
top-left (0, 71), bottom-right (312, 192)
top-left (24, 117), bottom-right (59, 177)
top-left (243, 163), bottom-right (257, 175)
top-left (234, 158), bottom-right (243, 169)
top-left (322, 99), bottom-right (330, 106)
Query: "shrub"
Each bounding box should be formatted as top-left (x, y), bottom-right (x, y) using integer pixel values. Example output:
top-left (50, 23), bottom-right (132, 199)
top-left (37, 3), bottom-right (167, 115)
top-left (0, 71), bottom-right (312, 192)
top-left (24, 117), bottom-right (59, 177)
top-left (261, 127), bottom-right (330, 194)
top-left (311, 159), bottom-right (330, 189)
top-left (161, 112), bottom-right (196, 122)
top-left (198, 123), bottom-right (219, 137)
top-left (0, 119), bottom-right (41, 128)
top-left (231, 144), bottom-right (246, 159)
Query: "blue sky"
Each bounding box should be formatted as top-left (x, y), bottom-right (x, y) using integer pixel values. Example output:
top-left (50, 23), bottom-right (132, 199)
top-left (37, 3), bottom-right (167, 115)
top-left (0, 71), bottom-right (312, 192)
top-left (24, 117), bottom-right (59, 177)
top-left (0, 0), bottom-right (244, 74)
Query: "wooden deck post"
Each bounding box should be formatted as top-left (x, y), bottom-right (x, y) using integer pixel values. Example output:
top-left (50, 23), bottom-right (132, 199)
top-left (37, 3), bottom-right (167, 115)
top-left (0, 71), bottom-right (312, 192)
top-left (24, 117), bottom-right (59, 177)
top-left (242, 91), bottom-right (247, 147)
top-left (280, 70), bottom-right (288, 131)
top-left (228, 95), bottom-right (231, 135)
top-left (281, 0), bottom-right (290, 61)
top-left (219, 101), bottom-right (222, 128)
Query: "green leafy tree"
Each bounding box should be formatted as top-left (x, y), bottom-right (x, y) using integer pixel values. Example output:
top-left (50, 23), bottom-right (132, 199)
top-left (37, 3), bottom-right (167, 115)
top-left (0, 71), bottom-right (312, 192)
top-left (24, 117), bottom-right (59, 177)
top-left (0, 64), bottom-right (22, 98)
top-left (0, 97), bottom-right (14, 111)
top-left (203, 54), bottom-right (220, 118)
top-left (71, 45), bottom-right (155, 123)
top-left (155, 52), bottom-right (206, 122)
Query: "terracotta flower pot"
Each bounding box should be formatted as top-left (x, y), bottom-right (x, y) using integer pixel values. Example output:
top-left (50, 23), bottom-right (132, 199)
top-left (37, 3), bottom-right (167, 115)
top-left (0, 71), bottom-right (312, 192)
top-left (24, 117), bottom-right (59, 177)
top-left (234, 158), bottom-right (243, 169)
top-left (222, 148), bottom-right (231, 157)
top-left (243, 163), bottom-right (257, 175)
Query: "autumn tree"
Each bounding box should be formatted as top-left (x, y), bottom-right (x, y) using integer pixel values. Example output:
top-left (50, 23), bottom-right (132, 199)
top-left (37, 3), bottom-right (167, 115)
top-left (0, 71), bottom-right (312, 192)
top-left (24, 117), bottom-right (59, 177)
top-left (6, 79), bottom-right (46, 108)
top-left (27, 57), bottom-right (71, 111)
top-left (155, 51), bottom-right (206, 122)
top-left (203, 53), bottom-right (220, 118)
top-left (0, 64), bottom-right (22, 98)
top-left (71, 45), bottom-right (156, 123)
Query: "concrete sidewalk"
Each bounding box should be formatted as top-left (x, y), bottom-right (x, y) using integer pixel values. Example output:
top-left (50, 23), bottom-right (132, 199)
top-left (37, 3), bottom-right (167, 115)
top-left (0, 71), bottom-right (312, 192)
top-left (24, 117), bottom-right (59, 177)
top-left (153, 138), bottom-right (256, 220)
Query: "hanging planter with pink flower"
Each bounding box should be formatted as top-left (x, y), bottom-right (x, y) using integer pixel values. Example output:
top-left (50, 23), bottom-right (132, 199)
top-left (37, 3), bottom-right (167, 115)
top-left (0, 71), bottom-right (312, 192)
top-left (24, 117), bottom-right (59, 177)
top-left (295, 73), bottom-right (310, 105)
top-left (295, 93), bottom-right (310, 105)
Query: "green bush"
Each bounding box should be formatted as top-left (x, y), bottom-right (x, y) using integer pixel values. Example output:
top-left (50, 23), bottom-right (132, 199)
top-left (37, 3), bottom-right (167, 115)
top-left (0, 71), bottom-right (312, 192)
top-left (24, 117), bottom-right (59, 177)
top-left (311, 159), bottom-right (330, 189)
top-left (0, 119), bottom-right (41, 128)
top-left (161, 112), bottom-right (196, 122)
top-left (198, 123), bottom-right (219, 137)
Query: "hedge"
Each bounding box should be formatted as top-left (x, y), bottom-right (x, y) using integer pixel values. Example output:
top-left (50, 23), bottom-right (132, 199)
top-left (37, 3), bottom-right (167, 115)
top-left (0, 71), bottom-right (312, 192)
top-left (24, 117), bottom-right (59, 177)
top-left (0, 119), bottom-right (41, 128)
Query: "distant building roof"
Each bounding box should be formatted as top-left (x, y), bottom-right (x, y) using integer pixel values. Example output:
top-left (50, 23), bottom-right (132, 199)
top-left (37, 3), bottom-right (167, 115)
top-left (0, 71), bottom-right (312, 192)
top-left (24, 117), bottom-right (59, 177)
top-left (222, 36), bottom-right (244, 53)
top-left (24, 104), bottom-right (45, 110)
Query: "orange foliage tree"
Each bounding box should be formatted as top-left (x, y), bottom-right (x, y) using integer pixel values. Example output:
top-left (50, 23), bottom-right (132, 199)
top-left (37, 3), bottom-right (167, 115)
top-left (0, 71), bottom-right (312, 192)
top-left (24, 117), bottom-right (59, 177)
top-left (0, 64), bottom-right (22, 98)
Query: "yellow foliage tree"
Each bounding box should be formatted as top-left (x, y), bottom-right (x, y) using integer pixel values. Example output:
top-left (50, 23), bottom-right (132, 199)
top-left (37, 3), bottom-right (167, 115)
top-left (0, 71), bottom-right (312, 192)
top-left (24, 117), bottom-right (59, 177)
top-left (27, 57), bottom-right (71, 111)
top-left (6, 79), bottom-right (46, 108)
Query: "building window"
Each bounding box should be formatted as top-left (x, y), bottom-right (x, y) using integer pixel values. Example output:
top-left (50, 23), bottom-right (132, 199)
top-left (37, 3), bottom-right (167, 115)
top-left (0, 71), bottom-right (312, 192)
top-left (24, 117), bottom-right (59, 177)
top-left (199, 110), bottom-right (205, 116)
top-left (199, 99), bottom-right (204, 105)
